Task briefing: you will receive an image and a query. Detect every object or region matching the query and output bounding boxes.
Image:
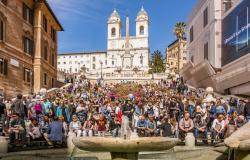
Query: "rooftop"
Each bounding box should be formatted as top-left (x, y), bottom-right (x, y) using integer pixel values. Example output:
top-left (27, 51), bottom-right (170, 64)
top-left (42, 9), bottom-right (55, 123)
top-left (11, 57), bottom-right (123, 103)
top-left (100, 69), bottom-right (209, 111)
top-left (42, 0), bottom-right (64, 31)
top-left (188, 0), bottom-right (207, 23)
top-left (167, 38), bottom-right (187, 48)
top-left (58, 51), bottom-right (107, 56)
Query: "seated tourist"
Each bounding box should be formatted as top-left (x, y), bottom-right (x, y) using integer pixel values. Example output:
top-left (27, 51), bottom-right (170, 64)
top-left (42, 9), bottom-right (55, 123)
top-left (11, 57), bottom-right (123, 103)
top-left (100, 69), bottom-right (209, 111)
top-left (59, 116), bottom-right (68, 137)
top-left (56, 101), bottom-right (70, 123)
top-left (68, 115), bottom-right (82, 137)
top-left (109, 116), bottom-right (120, 137)
top-left (137, 115), bottom-right (148, 137)
top-left (160, 117), bottom-right (172, 137)
top-left (193, 113), bottom-right (208, 144)
top-left (27, 118), bottom-right (41, 140)
top-left (236, 115), bottom-right (247, 128)
top-left (179, 112), bottom-right (194, 141)
top-left (9, 113), bottom-right (26, 148)
top-left (44, 117), bottom-right (64, 147)
top-left (224, 115), bottom-right (237, 138)
top-left (82, 118), bottom-right (94, 137)
top-left (146, 115), bottom-right (156, 137)
top-left (76, 100), bottom-right (88, 122)
top-left (170, 117), bottom-right (178, 138)
top-left (39, 114), bottom-right (51, 134)
top-left (211, 114), bottom-right (225, 144)
top-left (97, 114), bottom-right (107, 137)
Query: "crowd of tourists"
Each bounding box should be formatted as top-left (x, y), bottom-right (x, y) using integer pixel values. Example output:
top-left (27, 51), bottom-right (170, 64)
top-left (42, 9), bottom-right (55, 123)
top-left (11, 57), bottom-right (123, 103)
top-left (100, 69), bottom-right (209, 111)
top-left (0, 77), bottom-right (249, 148)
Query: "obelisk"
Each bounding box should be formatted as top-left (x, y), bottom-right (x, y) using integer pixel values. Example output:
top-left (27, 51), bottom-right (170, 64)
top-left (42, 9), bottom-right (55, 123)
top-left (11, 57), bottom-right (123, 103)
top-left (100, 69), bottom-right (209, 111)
top-left (122, 14), bottom-right (133, 69)
top-left (125, 15), bottom-right (129, 49)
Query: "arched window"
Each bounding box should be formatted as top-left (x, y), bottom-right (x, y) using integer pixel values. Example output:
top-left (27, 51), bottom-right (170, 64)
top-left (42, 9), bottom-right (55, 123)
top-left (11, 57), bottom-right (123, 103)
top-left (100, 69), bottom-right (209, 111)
top-left (93, 56), bottom-right (96, 62)
top-left (111, 28), bottom-right (116, 37)
top-left (139, 26), bottom-right (144, 35)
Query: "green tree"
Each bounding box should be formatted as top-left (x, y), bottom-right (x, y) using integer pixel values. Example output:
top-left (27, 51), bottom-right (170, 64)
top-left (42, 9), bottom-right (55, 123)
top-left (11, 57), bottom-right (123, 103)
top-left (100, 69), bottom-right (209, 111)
top-left (149, 50), bottom-right (166, 73)
top-left (173, 22), bottom-right (186, 74)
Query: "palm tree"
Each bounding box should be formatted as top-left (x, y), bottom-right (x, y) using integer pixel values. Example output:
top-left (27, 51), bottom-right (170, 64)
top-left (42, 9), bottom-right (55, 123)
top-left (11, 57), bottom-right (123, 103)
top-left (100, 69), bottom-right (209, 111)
top-left (173, 22), bottom-right (186, 74)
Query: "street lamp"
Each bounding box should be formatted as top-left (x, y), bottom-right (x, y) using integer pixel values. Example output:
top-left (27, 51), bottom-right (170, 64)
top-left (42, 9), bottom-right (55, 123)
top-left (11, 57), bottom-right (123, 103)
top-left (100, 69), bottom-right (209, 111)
top-left (100, 60), bottom-right (103, 80)
top-left (78, 62), bottom-right (80, 73)
top-left (151, 62), bottom-right (154, 80)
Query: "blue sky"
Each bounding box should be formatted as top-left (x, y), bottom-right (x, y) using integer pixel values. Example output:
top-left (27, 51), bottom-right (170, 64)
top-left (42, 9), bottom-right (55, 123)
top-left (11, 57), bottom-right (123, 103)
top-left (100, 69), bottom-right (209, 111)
top-left (47, 0), bottom-right (197, 57)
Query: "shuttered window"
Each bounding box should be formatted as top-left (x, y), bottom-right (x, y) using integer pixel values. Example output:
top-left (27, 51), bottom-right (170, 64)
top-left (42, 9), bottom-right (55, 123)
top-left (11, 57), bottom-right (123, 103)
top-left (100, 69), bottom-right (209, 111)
top-left (23, 3), bottom-right (33, 25)
top-left (43, 15), bottom-right (47, 32)
top-left (23, 37), bottom-right (33, 55)
top-left (44, 73), bottom-right (47, 85)
top-left (204, 42), bottom-right (209, 60)
top-left (23, 68), bottom-right (31, 82)
top-left (0, 20), bottom-right (3, 41)
top-left (0, 58), bottom-right (8, 76)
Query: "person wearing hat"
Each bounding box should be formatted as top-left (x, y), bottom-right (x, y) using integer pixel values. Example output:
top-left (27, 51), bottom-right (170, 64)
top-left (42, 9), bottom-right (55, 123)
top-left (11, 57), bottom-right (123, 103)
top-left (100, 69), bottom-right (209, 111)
top-left (211, 114), bottom-right (225, 144)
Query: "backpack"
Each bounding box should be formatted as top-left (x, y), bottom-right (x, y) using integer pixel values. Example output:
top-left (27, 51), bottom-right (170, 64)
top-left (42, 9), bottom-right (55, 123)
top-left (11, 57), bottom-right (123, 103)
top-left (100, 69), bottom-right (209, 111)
top-left (35, 103), bottom-right (42, 114)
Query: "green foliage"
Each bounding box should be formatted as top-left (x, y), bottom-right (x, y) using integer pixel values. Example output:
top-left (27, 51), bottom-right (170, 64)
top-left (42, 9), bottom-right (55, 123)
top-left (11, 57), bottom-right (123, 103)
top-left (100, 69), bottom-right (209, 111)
top-left (173, 22), bottom-right (186, 39)
top-left (149, 50), bottom-right (166, 73)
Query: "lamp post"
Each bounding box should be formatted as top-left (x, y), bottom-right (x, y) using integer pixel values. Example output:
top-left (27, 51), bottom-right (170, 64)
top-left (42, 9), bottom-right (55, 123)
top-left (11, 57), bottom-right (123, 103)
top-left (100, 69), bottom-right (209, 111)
top-left (78, 62), bottom-right (80, 73)
top-left (151, 62), bottom-right (154, 80)
top-left (100, 60), bottom-right (103, 80)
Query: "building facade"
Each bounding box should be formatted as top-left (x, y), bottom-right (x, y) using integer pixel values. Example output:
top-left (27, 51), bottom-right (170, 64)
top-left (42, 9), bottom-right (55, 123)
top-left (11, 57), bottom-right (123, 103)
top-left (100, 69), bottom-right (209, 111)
top-left (0, 0), bottom-right (63, 98)
top-left (107, 8), bottom-right (150, 72)
top-left (166, 39), bottom-right (187, 73)
top-left (57, 7), bottom-right (150, 76)
top-left (181, 0), bottom-right (250, 95)
top-left (57, 52), bottom-right (106, 74)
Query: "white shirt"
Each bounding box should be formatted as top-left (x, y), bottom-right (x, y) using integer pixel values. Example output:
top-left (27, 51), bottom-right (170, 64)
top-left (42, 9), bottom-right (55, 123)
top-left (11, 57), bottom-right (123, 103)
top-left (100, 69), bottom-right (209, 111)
top-left (212, 119), bottom-right (225, 131)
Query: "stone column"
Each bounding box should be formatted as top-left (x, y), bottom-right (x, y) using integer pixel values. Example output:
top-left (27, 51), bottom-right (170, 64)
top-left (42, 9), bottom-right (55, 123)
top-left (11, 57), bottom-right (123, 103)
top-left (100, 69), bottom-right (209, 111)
top-left (33, 3), bottom-right (43, 93)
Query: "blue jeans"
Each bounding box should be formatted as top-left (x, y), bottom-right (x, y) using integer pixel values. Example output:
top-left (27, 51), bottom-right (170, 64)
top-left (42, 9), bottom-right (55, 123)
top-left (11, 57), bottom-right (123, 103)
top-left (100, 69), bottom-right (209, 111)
top-left (194, 128), bottom-right (207, 140)
top-left (211, 129), bottom-right (224, 143)
top-left (246, 116), bottom-right (250, 122)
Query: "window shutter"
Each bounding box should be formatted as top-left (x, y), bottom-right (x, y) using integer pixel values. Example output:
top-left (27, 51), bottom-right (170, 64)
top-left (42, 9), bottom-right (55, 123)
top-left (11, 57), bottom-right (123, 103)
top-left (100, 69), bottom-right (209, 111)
top-left (23, 67), bottom-right (26, 81)
top-left (30, 39), bottom-right (34, 56)
top-left (0, 20), bottom-right (3, 41)
top-left (29, 9), bottom-right (33, 25)
top-left (3, 59), bottom-right (8, 76)
top-left (23, 4), bottom-right (27, 20)
top-left (23, 36), bottom-right (26, 53)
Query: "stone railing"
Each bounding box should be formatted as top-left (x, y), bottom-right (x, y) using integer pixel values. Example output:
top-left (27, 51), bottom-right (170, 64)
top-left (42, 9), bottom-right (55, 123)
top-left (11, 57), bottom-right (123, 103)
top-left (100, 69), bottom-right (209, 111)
top-left (85, 72), bottom-right (169, 81)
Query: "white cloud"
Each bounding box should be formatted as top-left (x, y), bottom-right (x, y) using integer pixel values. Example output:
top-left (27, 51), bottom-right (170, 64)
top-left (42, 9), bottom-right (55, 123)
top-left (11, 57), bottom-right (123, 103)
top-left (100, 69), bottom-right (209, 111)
top-left (47, 0), bottom-right (125, 22)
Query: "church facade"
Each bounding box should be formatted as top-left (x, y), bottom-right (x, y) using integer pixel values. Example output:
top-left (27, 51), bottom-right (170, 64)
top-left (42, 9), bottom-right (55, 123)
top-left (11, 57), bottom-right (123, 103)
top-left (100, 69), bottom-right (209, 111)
top-left (57, 7), bottom-right (150, 76)
top-left (106, 8), bottom-right (150, 72)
